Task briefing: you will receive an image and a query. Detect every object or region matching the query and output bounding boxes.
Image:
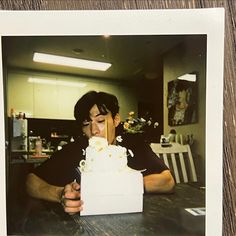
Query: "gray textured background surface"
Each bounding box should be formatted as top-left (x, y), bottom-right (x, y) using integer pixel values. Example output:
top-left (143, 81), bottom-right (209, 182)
top-left (1, 0), bottom-right (235, 235)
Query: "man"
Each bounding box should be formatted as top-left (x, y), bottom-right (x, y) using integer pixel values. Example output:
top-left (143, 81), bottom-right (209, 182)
top-left (26, 91), bottom-right (175, 215)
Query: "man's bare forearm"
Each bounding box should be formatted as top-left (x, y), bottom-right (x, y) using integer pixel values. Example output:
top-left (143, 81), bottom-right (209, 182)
top-left (143, 170), bottom-right (175, 193)
top-left (26, 173), bottom-right (63, 203)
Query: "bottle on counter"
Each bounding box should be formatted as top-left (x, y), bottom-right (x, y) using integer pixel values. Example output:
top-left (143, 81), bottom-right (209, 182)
top-left (10, 108), bottom-right (16, 119)
top-left (35, 136), bottom-right (42, 155)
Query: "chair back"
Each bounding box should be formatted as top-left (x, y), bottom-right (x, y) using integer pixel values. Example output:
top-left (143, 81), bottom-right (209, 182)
top-left (150, 143), bottom-right (197, 183)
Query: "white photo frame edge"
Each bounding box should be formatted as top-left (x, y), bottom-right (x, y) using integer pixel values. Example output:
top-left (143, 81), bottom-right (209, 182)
top-left (0, 8), bottom-right (224, 236)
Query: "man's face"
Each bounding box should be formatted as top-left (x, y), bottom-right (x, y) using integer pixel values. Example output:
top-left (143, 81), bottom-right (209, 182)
top-left (82, 104), bottom-right (120, 144)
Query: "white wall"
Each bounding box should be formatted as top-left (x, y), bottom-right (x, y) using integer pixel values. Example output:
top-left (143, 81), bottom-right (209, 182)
top-left (163, 36), bottom-right (206, 184)
top-left (7, 69), bottom-right (138, 121)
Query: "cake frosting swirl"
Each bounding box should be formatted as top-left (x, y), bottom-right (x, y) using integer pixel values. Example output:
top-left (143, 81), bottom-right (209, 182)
top-left (79, 137), bottom-right (129, 173)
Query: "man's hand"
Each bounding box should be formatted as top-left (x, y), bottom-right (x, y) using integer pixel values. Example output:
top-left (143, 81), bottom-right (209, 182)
top-left (26, 173), bottom-right (83, 214)
top-left (60, 181), bottom-right (83, 215)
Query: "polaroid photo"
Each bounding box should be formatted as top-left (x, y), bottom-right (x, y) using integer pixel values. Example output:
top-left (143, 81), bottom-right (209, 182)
top-left (0, 9), bottom-right (224, 235)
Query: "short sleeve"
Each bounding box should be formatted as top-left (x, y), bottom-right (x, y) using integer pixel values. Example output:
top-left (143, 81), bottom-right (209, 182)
top-left (32, 142), bottom-right (84, 186)
top-left (122, 134), bottom-right (169, 176)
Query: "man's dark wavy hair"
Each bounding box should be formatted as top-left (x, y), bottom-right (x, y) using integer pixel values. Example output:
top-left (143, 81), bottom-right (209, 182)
top-left (74, 91), bottom-right (120, 133)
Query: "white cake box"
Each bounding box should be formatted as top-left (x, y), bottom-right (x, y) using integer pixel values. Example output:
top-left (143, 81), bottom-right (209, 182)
top-left (80, 170), bottom-right (144, 216)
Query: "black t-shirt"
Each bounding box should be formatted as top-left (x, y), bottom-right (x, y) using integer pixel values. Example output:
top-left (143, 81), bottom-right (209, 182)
top-left (33, 134), bottom-right (169, 187)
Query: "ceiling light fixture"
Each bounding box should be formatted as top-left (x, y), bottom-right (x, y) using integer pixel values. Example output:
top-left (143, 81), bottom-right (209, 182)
top-left (28, 77), bottom-right (87, 88)
top-left (33, 52), bottom-right (112, 71)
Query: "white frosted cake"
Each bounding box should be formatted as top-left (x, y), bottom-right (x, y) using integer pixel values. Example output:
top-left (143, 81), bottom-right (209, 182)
top-left (79, 137), bottom-right (143, 216)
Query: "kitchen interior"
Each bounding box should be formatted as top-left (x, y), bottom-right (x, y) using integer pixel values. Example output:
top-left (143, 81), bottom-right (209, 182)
top-left (2, 34), bottom-right (206, 232)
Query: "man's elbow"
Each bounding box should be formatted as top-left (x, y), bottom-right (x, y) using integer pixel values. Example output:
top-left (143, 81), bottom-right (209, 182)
top-left (143, 171), bottom-right (175, 193)
top-left (25, 173), bottom-right (38, 197)
top-left (165, 174), bottom-right (175, 193)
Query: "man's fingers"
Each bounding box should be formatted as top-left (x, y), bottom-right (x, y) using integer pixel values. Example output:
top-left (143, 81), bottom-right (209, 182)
top-left (64, 190), bottom-right (80, 199)
top-left (64, 182), bottom-right (80, 193)
top-left (64, 205), bottom-right (83, 214)
top-left (62, 199), bottom-right (83, 214)
top-left (61, 182), bottom-right (82, 214)
top-left (71, 182), bottom-right (80, 191)
top-left (63, 199), bottom-right (83, 207)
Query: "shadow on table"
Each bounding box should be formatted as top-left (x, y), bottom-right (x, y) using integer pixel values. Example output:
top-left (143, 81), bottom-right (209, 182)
top-left (7, 184), bottom-right (205, 236)
top-left (7, 197), bottom-right (82, 236)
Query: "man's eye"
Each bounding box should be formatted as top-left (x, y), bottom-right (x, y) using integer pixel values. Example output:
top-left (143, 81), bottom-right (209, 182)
top-left (98, 120), bottom-right (105, 123)
top-left (82, 122), bottom-right (90, 127)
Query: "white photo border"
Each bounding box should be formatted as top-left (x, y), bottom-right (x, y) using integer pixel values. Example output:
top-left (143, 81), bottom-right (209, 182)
top-left (0, 9), bottom-right (224, 235)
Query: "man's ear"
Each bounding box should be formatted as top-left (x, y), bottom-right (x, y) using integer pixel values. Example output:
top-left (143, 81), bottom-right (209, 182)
top-left (114, 113), bottom-right (121, 127)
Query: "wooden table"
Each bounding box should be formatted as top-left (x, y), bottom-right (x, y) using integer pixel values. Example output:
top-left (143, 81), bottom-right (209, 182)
top-left (17, 183), bottom-right (205, 236)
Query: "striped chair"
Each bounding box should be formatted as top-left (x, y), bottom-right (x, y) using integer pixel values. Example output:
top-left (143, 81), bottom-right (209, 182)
top-left (150, 142), bottom-right (197, 183)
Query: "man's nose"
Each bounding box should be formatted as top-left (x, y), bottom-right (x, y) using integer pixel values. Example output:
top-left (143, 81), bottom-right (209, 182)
top-left (91, 122), bottom-right (99, 135)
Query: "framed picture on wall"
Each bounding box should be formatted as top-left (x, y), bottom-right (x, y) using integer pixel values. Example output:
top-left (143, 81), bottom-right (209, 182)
top-left (167, 75), bottom-right (197, 126)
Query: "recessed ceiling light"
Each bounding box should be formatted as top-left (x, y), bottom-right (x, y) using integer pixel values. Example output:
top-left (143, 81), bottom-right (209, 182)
top-left (72, 48), bottom-right (84, 54)
top-left (33, 52), bottom-right (112, 71)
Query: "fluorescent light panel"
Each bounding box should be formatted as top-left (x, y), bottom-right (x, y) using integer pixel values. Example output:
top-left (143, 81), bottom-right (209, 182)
top-left (28, 77), bottom-right (87, 88)
top-left (33, 52), bottom-right (112, 71)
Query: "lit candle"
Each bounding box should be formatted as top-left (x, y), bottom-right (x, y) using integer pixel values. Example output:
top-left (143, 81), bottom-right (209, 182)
top-left (105, 118), bottom-right (108, 141)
